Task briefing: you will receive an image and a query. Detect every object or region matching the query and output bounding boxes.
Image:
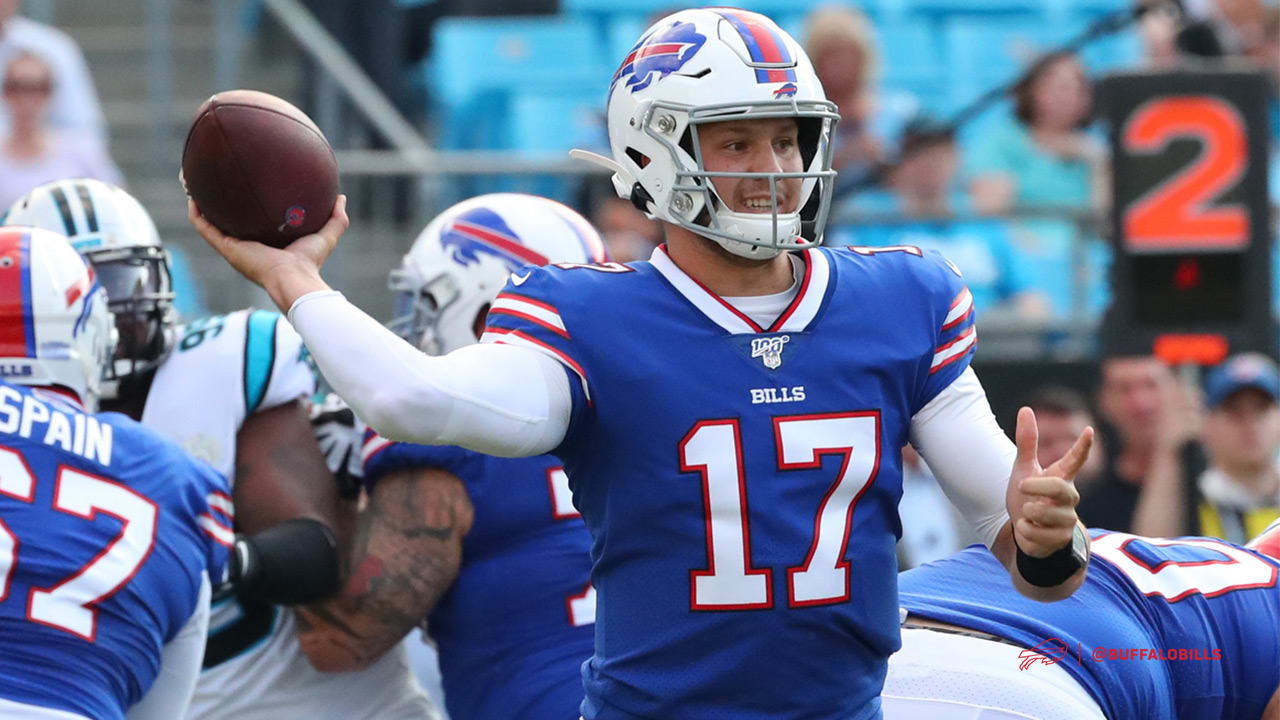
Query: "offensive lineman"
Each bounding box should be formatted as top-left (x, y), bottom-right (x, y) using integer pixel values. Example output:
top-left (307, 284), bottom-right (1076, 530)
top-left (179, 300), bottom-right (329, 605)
top-left (193, 9), bottom-right (1092, 719)
top-left (4, 179), bottom-right (436, 719)
top-left (889, 524), bottom-right (1280, 719)
top-left (295, 194), bottom-right (601, 719)
top-left (0, 226), bottom-right (229, 720)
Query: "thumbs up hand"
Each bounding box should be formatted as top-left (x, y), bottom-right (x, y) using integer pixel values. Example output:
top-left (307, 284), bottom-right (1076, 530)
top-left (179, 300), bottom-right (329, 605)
top-left (1007, 407), bottom-right (1094, 558)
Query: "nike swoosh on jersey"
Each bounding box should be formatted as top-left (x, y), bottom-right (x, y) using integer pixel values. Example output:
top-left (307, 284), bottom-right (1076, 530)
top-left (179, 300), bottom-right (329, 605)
top-left (510, 272), bottom-right (531, 286)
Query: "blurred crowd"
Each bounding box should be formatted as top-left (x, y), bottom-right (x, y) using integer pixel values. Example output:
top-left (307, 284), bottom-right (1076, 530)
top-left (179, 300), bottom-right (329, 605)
top-left (900, 351), bottom-right (1280, 569)
top-left (0, 0), bottom-right (118, 209)
top-left (590, 0), bottom-right (1280, 323)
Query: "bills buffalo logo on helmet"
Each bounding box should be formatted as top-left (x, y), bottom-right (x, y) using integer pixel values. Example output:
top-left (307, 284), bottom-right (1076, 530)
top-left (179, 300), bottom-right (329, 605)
top-left (439, 208), bottom-right (548, 270)
top-left (611, 20), bottom-right (707, 94)
top-left (773, 82), bottom-right (798, 98)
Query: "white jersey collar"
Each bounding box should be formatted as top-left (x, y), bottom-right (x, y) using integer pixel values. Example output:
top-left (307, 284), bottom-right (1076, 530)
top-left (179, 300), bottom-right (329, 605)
top-left (649, 244), bottom-right (830, 335)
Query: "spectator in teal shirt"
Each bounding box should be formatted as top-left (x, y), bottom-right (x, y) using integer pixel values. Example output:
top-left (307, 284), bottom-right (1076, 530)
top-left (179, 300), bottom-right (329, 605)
top-left (967, 51), bottom-right (1106, 213)
top-left (962, 52), bottom-right (1112, 319)
top-left (831, 121), bottom-right (1048, 319)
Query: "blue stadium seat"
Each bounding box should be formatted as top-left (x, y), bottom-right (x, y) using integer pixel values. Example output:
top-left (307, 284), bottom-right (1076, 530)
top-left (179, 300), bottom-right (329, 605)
top-left (943, 17), bottom-right (1073, 89)
top-left (428, 17), bottom-right (609, 113)
top-left (904, 0), bottom-right (1042, 18)
top-left (507, 91), bottom-right (608, 153)
top-left (879, 24), bottom-right (941, 81)
top-left (942, 14), bottom-right (1140, 106)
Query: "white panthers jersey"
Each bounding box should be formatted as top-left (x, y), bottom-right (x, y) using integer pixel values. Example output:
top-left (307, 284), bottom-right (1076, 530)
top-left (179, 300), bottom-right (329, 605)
top-left (142, 309), bottom-right (312, 479)
top-left (133, 309), bottom-right (435, 720)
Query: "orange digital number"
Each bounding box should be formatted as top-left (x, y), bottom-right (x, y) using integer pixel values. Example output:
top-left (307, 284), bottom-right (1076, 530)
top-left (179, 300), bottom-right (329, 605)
top-left (1122, 96), bottom-right (1249, 251)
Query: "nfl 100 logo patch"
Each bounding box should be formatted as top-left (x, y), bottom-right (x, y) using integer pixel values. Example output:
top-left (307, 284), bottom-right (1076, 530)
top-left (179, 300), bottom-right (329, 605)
top-left (750, 335), bottom-right (790, 369)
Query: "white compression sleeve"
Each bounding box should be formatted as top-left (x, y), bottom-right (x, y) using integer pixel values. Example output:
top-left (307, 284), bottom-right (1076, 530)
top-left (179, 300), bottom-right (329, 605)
top-left (126, 573), bottom-right (211, 720)
top-left (909, 367), bottom-right (1013, 549)
top-left (288, 291), bottom-right (571, 457)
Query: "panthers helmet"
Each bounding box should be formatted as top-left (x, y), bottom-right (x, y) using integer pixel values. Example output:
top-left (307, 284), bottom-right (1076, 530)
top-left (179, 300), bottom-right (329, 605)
top-left (4, 179), bottom-right (176, 388)
top-left (584, 8), bottom-right (838, 260)
top-left (388, 193), bottom-right (607, 355)
top-left (0, 227), bottom-right (115, 411)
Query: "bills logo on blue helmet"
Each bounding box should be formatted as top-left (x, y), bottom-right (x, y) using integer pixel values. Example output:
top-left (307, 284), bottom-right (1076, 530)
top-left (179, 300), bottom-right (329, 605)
top-left (440, 208), bottom-right (549, 271)
top-left (611, 20), bottom-right (707, 93)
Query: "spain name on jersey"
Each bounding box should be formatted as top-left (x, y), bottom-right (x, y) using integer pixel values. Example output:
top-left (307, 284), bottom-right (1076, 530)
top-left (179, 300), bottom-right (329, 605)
top-left (481, 244), bottom-right (977, 719)
top-left (362, 432), bottom-right (596, 720)
top-left (900, 532), bottom-right (1280, 720)
top-left (0, 381), bottom-right (231, 720)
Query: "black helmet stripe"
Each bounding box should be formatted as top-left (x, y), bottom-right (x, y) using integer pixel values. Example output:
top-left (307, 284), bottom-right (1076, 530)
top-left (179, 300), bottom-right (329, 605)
top-left (74, 182), bottom-right (99, 233)
top-left (48, 185), bottom-right (77, 236)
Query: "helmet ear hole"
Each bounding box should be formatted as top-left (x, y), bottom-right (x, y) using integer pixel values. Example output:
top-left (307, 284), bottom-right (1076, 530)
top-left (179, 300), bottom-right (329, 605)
top-left (625, 147), bottom-right (650, 169)
top-left (471, 303), bottom-right (490, 341)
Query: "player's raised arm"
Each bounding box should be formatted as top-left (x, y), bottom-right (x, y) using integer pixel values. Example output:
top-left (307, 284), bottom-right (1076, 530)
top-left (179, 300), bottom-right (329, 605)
top-left (188, 199), bottom-right (572, 457)
top-left (911, 370), bottom-right (1091, 602)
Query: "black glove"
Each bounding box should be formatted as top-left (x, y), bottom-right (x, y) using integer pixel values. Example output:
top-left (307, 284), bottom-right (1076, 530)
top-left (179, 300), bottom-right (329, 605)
top-left (214, 518), bottom-right (342, 605)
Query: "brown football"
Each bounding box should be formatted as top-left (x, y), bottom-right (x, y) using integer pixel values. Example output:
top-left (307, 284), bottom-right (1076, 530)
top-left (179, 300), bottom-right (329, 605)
top-left (181, 90), bottom-right (338, 248)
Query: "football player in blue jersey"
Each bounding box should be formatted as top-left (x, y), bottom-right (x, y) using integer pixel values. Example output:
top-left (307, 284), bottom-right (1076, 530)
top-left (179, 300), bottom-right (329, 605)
top-left (292, 193), bottom-right (603, 720)
top-left (192, 8), bottom-right (1094, 719)
top-left (0, 225), bottom-right (231, 720)
top-left (5, 179), bottom-right (436, 719)
top-left (888, 522), bottom-right (1280, 719)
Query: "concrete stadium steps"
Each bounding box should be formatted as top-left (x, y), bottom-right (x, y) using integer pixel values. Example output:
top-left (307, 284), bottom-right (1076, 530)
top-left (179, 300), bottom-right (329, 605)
top-left (46, 1), bottom-right (315, 313)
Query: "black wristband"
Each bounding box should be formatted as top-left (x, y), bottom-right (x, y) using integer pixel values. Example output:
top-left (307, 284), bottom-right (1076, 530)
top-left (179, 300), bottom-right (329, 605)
top-left (231, 518), bottom-right (342, 605)
top-left (1014, 529), bottom-right (1087, 588)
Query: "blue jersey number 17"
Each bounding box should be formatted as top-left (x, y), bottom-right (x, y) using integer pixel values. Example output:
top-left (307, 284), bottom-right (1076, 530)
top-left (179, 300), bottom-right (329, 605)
top-left (679, 412), bottom-right (881, 611)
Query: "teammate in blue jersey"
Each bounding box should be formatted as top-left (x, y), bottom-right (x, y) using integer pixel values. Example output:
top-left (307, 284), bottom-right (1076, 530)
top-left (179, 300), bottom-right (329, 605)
top-left (6, 180), bottom-right (436, 719)
top-left (193, 8), bottom-right (1095, 719)
top-left (0, 226), bottom-right (232, 720)
top-left (889, 526), bottom-right (1280, 719)
top-left (294, 194), bottom-right (602, 720)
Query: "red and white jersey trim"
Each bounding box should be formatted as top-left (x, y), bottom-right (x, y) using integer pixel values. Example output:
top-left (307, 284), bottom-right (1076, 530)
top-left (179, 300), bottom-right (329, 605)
top-left (206, 491), bottom-right (234, 519)
top-left (481, 327), bottom-right (591, 402)
top-left (489, 293), bottom-right (569, 338)
top-left (648, 245), bottom-right (830, 335)
top-left (930, 327), bottom-right (976, 374)
top-left (362, 433), bottom-right (393, 465)
top-left (941, 288), bottom-right (974, 332)
top-left (199, 490), bottom-right (235, 547)
top-left (197, 514), bottom-right (235, 548)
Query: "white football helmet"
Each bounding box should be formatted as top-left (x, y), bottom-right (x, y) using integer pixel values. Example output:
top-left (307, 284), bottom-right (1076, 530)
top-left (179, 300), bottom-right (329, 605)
top-left (577, 8), bottom-right (838, 260)
top-left (388, 193), bottom-right (607, 355)
top-left (0, 226), bottom-right (115, 411)
top-left (4, 179), bottom-right (176, 387)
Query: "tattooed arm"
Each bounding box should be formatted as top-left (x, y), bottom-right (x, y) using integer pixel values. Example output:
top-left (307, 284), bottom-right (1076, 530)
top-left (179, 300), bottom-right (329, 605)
top-left (294, 466), bottom-right (474, 672)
